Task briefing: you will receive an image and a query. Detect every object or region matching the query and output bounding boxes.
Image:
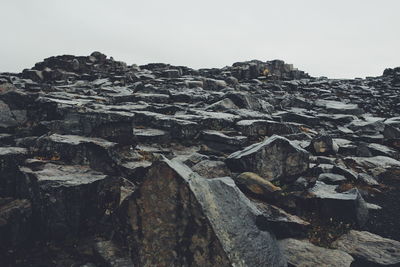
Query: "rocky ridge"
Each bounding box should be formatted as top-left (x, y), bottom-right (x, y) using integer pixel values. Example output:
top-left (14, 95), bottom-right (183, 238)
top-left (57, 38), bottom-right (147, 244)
top-left (1, 52), bottom-right (400, 266)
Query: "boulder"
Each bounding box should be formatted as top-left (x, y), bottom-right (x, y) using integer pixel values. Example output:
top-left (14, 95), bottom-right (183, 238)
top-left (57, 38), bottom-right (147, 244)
top-left (234, 172), bottom-right (281, 200)
top-left (0, 147), bottom-right (28, 197)
top-left (0, 198), bottom-right (32, 249)
top-left (226, 135), bottom-right (310, 182)
top-left (333, 230), bottom-right (400, 266)
top-left (19, 162), bottom-right (120, 239)
top-left (309, 135), bottom-right (338, 155)
top-left (191, 160), bottom-right (231, 179)
top-left (255, 202), bottom-right (310, 238)
top-left (279, 238), bottom-right (354, 267)
top-left (34, 134), bottom-right (121, 175)
top-left (115, 158), bottom-right (286, 266)
top-left (307, 181), bottom-right (369, 226)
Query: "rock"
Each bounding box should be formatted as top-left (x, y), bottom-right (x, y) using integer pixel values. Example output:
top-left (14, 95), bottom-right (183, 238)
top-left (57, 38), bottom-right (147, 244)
top-left (307, 181), bottom-right (369, 226)
top-left (201, 130), bottom-right (247, 152)
top-left (207, 98), bottom-right (239, 111)
top-left (19, 162), bottom-right (120, 239)
top-left (383, 124), bottom-right (400, 139)
top-left (333, 230), bottom-right (400, 266)
top-left (34, 134), bottom-right (121, 175)
top-left (226, 135), bottom-right (310, 182)
top-left (358, 173), bottom-right (379, 185)
top-left (115, 158), bottom-right (286, 266)
top-left (236, 120), bottom-right (300, 138)
top-left (133, 127), bottom-right (170, 144)
top-left (255, 202), bottom-right (310, 238)
top-left (191, 160), bottom-right (231, 178)
top-left (279, 238), bottom-right (354, 267)
top-left (0, 147), bottom-right (28, 197)
top-left (234, 172), bottom-right (281, 199)
top-left (316, 100), bottom-right (364, 115)
top-left (0, 198), bottom-right (32, 249)
top-left (318, 173), bottom-right (347, 185)
top-left (309, 135), bottom-right (338, 155)
top-left (93, 240), bottom-right (134, 267)
top-left (0, 100), bottom-right (18, 130)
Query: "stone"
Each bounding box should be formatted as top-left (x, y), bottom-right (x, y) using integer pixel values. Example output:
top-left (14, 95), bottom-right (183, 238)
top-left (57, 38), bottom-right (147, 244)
top-left (318, 173), bottom-right (347, 185)
top-left (0, 147), bottom-right (29, 197)
top-left (234, 172), bottom-right (281, 199)
top-left (19, 162), bottom-right (120, 239)
top-left (191, 160), bottom-right (231, 179)
top-left (93, 240), bottom-right (134, 267)
top-left (201, 130), bottom-right (247, 152)
top-left (226, 135), bottom-right (310, 182)
top-left (255, 202), bottom-right (310, 238)
top-left (309, 135), bottom-right (338, 155)
top-left (0, 100), bottom-right (19, 130)
top-left (383, 124), bottom-right (400, 139)
top-left (279, 238), bottom-right (354, 267)
top-left (307, 181), bottom-right (369, 226)
top-left (34, 134), bottom-right (121, 175)
top-left (333, 230), bottom-right (400, 266)
top-left (0, 198), bottom-right (32, 249)
top-left (115, 158), bottom-right (286, 266)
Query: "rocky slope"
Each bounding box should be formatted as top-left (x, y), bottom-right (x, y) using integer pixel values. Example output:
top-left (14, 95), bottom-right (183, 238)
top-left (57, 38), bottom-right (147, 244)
top-left (1, 52), bottom-right (400, 266)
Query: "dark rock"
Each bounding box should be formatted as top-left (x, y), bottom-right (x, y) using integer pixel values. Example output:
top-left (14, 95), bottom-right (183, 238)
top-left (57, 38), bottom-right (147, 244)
top-left (0, 198), bottom-right (32, 249)
top-left (0, 147), bottom-right (29, 197)
top-left (93, 240), bottom-right (134, 267)
top-left (115, 158), bottom-right (287, 266)
top-left (255, 202), bottom-right (310, 238)
top-left (333, 230), bottom-right (400, 266)
top-left (191, 160), bottom-right (231, 178)
top-left (279, 238), bottom-right (354, 267)
top-left (226, 135), bottom-right (310, 182)
top-left (318, 173), bottom-right (347, 185)
top-left (201, 130), bottom-right (247, 152)
top-left (309, 135), bottom-right (338, 155)
top-left (19, 162), bottom-right (120, 239)
top-left (307, 181), bottom-right (369, 226)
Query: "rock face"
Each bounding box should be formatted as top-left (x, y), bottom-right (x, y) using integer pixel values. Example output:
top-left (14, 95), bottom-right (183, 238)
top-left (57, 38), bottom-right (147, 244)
top-left (226, 135), bottom-right (310, 181)
top-left (1, 52), bottom-right (400, 266)
top-left (116, 158), bottom-right (287, 267)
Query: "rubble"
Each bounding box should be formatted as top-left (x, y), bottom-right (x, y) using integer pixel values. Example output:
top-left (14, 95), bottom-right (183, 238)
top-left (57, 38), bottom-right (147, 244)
top-left (0, 52), bottom-right (399, 266)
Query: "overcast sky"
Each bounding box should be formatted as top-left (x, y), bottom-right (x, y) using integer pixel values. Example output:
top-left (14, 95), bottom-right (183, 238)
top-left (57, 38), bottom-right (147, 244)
top-left (1, 0), bottom-right (399, 78)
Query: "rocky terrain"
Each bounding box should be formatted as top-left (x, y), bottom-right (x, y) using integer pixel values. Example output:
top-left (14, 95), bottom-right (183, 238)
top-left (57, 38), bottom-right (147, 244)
top-left (1, 51), bottom-right (400, 266)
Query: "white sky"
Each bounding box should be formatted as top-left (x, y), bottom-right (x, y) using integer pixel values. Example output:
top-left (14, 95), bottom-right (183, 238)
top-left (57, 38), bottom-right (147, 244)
top-left (1, 0), bottom-right (399, 78)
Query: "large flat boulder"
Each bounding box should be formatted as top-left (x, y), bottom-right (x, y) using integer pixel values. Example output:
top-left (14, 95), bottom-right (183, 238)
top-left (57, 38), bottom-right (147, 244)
top-left (19, 162), bottom-right (120, 239)
top-left (116, 158), bottom-right (286, 266)
top-left (226, 135), bottom-right (309, 181)
top-left (332, 230), bottom-right (400, 266)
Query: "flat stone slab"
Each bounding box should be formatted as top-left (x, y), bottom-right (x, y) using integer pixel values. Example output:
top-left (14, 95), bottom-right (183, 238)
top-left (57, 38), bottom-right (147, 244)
top-left (279, 238), bottom-right (354, 267)
top-left (333, 230), bottom-right (400, 266)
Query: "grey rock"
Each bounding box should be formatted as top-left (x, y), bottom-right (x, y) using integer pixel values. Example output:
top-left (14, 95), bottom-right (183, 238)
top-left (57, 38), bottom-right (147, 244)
top-left (226, 135), bottom-right (310, 182)
top-left (333, 230), bottom-right (400, 266)
top-left (115, 158), bottom-right (287, 266)
top-left (279, 238), bottom-right (354, 267)
top-left (19, 162), bottom-right (120, 239)
top-left (307, 181), bottom-right (369, 226)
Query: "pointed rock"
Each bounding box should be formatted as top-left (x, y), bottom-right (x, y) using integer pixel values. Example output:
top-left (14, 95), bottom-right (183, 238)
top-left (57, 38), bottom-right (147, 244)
top-left (115, 158), bottom-right (286, 266)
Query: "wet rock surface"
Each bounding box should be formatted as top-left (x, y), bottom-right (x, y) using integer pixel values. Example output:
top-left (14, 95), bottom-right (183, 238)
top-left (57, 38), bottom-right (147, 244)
top-left (0, 52), bottom-right (400, 266)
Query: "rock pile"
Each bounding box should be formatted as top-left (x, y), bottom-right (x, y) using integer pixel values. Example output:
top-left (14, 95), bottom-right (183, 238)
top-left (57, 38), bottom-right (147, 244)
top-left (0, 51), bottom-right (400, 266)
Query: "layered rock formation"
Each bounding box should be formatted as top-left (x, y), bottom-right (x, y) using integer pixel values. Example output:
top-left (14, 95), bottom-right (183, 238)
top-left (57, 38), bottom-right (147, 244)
top-left (0, 51), bottom-right (400, 266)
